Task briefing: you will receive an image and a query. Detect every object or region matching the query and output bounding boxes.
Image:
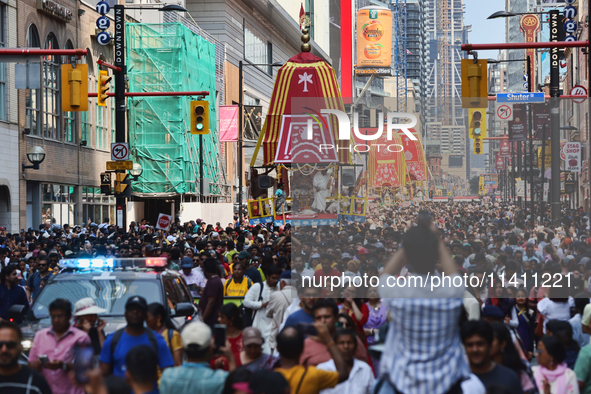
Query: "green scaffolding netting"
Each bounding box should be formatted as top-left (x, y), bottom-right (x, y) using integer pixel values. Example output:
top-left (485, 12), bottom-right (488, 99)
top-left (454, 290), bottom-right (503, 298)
top-left (126, 22), bottom-right (224, 195)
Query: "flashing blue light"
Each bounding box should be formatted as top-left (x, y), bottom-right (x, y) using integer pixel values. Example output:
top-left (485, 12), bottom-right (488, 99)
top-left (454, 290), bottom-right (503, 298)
top-left (60, 258), bottom-right (114, 269)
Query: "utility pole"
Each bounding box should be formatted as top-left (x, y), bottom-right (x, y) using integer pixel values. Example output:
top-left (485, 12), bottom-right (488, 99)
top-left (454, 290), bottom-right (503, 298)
top-left (238, 61), bottom-right (243, 227)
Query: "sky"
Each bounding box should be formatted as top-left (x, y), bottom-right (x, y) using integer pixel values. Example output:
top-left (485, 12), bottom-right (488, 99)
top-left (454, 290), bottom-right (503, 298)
top-left (463, 0), bottom-right (506, 60)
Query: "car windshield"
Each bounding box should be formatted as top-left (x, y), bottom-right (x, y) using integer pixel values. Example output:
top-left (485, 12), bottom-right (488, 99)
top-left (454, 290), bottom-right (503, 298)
top-left (29, 279), bottom-right (161, 320)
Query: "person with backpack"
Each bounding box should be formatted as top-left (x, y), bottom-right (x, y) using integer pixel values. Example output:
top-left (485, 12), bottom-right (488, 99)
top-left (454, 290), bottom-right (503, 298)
top-left (146, 302), bottom-right (183, 366)
top-left (99, 296), bottom-right (174, 377)
top-left (224, 262), bottom-right (252, 297)
top-left (243, 266), bottom-right (281, 354)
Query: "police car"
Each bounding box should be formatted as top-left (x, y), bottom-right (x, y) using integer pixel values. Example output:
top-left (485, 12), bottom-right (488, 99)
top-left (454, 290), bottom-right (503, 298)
top-left (12, 257), bottom-right (201, 357)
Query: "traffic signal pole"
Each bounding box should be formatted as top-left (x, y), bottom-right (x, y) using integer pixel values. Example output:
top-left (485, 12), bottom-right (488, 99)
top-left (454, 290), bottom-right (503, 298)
top-left (462, 39), bottom-right (590, 226)
top-left (113, 4), bottom-right (127, 229)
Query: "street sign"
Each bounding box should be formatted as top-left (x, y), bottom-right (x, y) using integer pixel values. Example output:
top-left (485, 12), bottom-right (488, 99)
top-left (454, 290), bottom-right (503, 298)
top-left (563, 142), bottom-right (581, 172)
top-left (570, 85), bottom-right (587, 103)
top-left (15, 63), bottom-right (41, 89)
top-left (111, 142), bottom-right (129, 161)
top-left (496, 104), bottom-right (513, 121)
top-left (155, 213), bottom-right (172, 231)
top-left (106, 160), bottom-right (132, 170)
top-left (516, 180), bottom-right (525, 197)
top-left (497, 93), bottom-right (545, 103)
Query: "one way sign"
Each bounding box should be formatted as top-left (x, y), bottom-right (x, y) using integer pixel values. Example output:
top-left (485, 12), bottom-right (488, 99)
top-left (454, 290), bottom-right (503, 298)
top-left (496, 103), bottom-right (514, 121)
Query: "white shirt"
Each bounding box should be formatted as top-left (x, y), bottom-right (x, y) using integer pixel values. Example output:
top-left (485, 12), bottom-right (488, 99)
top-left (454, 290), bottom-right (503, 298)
top-left (537, 297), bottom-right (575, 333)
top-left (181, 268), bottom-right (206, 298)
top-left (244, 281), bottom-right (278, 354)
top-left (317, 358), bottom-right (375, 394)
top-left (460, 374), bottom-right (486, 394)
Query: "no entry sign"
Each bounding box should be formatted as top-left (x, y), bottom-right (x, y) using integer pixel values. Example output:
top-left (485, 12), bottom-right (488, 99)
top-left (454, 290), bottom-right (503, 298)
top-left (496, 103), bottom-right (513, 121)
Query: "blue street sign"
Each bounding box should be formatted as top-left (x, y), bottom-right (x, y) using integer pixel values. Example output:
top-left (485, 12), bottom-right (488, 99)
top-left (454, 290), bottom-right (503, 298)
top-left (96, 31), bottom-right (111, 46)
top-left (96, 1), bottom-right (110, 15)
top-left (564, 20), bottom-right (577, 34)
top-left (564, 5), bottom-right (577, 20)
top-left (497, 93), bottom-right (545, 103)
top-left (96, 16), bottom-right (110, 30)
top-left (565, 35), bottom-right (577, 42)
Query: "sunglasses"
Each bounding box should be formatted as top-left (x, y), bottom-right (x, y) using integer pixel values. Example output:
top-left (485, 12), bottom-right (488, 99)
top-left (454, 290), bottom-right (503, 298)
top-left (38, 263), bottom-right (48, 267)
top-left (0, 341), bottom-right (18, 349)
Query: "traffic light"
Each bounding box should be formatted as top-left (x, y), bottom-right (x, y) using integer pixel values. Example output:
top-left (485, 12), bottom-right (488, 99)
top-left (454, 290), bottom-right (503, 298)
top-left (461, 59), bottom-right (488, 108)
top-left (100, 172), bottom-right (112, 195)
top-left (98, 70), bottom-right (111, 107)
top-left (473, 136), bottom-right (483, 155)
top-left (190, 100), bottom-right (209, 135)
top-left (469, 109), bottom-right (487, 139)
top-left (61, 64), bottom-right (88, 112)
top-left (114, 172), bottom-right (131, 198)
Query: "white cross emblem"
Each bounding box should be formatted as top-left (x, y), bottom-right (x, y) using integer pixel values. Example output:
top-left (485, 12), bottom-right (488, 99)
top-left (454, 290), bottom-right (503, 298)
top-left (298, 72), bottom-right (313, 92)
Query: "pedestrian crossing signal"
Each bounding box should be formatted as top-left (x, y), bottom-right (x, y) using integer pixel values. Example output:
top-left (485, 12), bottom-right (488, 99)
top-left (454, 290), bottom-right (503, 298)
top-left (100, 172), bottom-right (112, 195)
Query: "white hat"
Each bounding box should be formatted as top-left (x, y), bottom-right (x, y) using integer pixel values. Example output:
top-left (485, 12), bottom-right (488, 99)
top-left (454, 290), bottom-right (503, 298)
top-left (167, 235), bottom-right (176, 242)
top-left (180, 321), bottom-right (212, 350)
top-left (74, 297), bottom-right (107, 316)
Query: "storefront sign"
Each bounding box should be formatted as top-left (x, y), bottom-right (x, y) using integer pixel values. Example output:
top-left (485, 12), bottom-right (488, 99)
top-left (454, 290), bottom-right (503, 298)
top-left (36, 0), bottom-right (73, 22)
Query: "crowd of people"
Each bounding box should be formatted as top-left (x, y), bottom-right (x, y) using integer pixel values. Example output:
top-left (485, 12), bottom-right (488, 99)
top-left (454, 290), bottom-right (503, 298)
top-left (2, 201), bottom-right (591, 393)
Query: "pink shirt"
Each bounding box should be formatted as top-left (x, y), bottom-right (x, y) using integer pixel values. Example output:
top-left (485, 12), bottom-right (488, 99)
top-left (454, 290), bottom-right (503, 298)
top-left (29, 326), bottom-right (91, 394)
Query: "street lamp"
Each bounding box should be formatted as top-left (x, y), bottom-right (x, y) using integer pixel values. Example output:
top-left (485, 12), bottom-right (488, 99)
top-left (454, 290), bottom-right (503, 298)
top-left (237, 60), bottom-right (283, 226)
top-left (22, 146), bottom-right (46, 171)
top-left (130, 162), bottom-right (143, 181)
top-left (487, 10), bottom-right (544, 19)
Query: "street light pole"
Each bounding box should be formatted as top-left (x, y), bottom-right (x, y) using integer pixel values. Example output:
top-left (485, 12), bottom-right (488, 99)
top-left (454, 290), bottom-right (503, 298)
top-left (238, 60), bottom-right (243, 227)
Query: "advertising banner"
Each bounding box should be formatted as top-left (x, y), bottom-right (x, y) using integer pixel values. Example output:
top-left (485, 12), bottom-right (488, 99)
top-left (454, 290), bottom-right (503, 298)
top-left (508, 104), bottom-right (528, 141)
top-left (499, 139), bottom-right (511, 157)
top-left (219, 105), bottom-right (239, 142)
top-left (356, 7), bottom-right (392, 68)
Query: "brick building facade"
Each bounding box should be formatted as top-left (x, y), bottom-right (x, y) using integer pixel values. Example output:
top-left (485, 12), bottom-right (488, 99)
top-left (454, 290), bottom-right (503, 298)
top-left (16, 0), bottom-right (116, 230)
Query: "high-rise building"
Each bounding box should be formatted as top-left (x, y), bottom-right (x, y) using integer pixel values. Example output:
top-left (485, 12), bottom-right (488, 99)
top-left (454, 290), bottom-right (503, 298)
top-left (506, 0), bottom-right (536, 93)
top-left (403, 0), bottom-right (429, 125)
top-left (425, 0), bottom-right (469, 177)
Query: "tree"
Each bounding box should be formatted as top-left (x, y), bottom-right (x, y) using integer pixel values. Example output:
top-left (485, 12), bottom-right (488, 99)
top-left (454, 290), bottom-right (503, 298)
top-left (469, 176), bottom-right (480, 196)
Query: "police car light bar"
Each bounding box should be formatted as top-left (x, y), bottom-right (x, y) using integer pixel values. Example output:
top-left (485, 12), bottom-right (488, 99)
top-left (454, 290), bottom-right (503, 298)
top-left (59, 257), bottom-right (167, 269)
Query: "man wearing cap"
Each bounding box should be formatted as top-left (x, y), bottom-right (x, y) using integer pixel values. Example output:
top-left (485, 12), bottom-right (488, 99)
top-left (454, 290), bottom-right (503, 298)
top-left (160, 321), bottom-right (234, 394)
top-left (239, 251), bottom-right (262, 284)
top-left (575, 303), bottom-right (591, 393)
top-left (266, 270), bottom-right (294, 352)
top-left (99, 296), bottom-right (174, 378)
top-left (180, 256), bottom-right (205, 298)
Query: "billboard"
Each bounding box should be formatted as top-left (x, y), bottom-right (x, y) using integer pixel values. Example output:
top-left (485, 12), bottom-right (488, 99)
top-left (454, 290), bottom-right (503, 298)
top-left (356, 7), bottom-right (392, 68)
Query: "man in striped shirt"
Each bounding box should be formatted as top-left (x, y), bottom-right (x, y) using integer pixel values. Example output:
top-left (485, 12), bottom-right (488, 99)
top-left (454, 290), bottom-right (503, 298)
top-left (377, 222), bottom-right (471, 394)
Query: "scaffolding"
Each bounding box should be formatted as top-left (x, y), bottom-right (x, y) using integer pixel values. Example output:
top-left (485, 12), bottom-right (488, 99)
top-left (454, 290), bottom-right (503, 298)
top-left (393, 0), bottom-right (407, 112)
top-left (126, 23), bottom-right (229, 198)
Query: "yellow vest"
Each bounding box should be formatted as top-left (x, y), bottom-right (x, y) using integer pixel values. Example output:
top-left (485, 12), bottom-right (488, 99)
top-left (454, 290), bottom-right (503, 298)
top-left (224, 277), bottom-right (252, 297)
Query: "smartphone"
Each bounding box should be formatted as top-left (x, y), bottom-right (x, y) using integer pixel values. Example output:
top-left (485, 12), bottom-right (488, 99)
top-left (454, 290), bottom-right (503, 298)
top-left (297, 323), bottom-right (318, 337)
top-left (214, 324), bottom-right (226, 349)
top-left (74, 345), bottom-right (95, 384)
top-left (38, 355), bottom-right (48, 367)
